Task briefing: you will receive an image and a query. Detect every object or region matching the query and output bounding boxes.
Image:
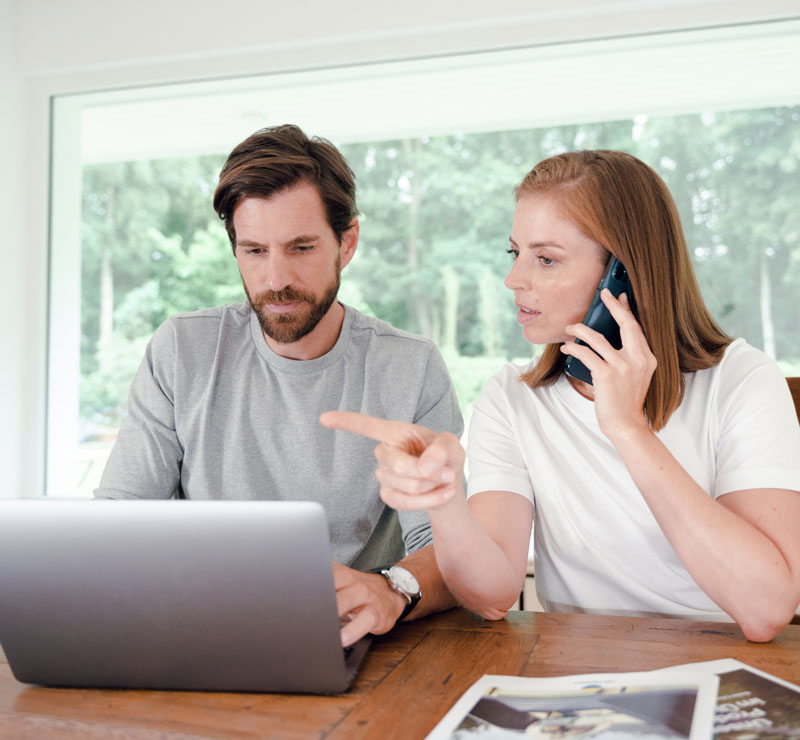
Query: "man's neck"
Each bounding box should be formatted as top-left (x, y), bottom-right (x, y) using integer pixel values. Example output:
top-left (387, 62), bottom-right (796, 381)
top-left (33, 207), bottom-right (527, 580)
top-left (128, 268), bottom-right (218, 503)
top-left (263, 301), bottom-right (346, 361)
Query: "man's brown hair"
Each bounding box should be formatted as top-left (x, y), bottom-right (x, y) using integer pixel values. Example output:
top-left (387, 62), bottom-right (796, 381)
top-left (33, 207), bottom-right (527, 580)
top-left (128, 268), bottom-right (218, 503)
top-left (213, 124), bottom-right (357, 252)
top-left (516, 150), bottom-right (731, 430)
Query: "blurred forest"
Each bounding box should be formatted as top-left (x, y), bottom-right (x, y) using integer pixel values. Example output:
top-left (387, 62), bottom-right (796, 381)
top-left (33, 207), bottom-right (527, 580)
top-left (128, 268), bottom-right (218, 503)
top-left (79, 107), bottom-right (800, 439)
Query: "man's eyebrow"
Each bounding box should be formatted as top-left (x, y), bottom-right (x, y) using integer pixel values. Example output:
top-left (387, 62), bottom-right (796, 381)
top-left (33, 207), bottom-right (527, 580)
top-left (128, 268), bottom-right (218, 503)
top-left (236, 235), bottom-right (320, 248)
top-left (284, 234), bottom-right (320, 247)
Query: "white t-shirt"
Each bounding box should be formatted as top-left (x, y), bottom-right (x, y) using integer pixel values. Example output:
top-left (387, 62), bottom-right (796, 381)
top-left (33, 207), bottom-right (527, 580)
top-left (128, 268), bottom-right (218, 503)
top-left (466, 339), bottom-right (800, 620)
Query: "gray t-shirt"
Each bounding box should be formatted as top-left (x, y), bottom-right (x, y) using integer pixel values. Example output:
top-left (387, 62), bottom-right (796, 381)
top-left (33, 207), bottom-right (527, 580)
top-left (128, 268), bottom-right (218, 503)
top-left (95, 302), bottom-right (463, 569)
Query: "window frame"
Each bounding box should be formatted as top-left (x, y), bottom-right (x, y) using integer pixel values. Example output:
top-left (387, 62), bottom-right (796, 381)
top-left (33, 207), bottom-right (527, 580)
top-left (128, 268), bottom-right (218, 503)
top-left (46, 18), bottom-right (800, 496)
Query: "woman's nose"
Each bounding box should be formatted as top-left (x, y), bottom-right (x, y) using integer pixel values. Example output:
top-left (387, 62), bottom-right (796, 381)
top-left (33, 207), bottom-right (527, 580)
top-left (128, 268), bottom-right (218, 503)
top-left (504, 258), bottom-right (527, 292)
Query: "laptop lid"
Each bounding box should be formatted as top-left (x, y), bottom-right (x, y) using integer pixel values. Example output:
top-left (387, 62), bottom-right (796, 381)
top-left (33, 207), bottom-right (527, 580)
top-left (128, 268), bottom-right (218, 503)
top-left (0, 499), bottom-right (370, 693)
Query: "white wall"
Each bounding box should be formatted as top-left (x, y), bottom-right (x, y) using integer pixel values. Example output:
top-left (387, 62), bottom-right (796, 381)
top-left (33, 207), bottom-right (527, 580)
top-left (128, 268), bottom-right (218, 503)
top-left (14, 0), bottom-right (799, 80)
top-left (3, 0), bottom-right (799, 495)
top-left (1, 0), bottom-right (28, 496)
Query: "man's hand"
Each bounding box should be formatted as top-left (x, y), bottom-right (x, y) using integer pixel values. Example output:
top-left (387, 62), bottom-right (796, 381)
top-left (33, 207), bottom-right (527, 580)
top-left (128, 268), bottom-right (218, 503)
top-left (333, 562), bottom-right (407, 647)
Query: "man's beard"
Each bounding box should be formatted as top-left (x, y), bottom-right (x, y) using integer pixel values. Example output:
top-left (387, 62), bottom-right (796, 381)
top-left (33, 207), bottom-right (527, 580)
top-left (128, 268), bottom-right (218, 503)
top-left (243, 261), bottom-right (341, 345)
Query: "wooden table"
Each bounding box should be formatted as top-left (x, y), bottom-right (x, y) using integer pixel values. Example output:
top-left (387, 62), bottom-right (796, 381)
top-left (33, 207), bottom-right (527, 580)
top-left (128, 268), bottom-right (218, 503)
top-left (2, 608), bottom-right (799, 739)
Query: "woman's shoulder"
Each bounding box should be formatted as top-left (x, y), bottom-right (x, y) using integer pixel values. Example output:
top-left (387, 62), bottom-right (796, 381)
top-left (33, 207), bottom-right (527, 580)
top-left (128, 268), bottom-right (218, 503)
top-left (713, 338), bottom-right (786, 389)
top-left (481, 359), bottom-right (536, 396)
top-left (684, 338), bottom-right (790, 416)
top-left (475, 358), bottom-right (571, 420)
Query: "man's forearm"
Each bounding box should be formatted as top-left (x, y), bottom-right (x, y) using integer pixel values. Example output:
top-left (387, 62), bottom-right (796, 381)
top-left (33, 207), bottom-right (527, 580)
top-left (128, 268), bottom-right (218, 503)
top-left (397, 543), bottom-right (457, 620)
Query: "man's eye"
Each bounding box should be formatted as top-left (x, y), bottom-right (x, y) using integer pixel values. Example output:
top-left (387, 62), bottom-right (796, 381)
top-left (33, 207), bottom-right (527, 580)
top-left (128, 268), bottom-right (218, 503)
top-left (295, 244), bottom-right (314, 253)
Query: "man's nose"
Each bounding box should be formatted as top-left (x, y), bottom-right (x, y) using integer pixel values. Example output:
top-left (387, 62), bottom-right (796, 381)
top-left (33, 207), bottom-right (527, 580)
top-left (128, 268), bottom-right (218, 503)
top-left (264, 251), bottom-right (294, 293)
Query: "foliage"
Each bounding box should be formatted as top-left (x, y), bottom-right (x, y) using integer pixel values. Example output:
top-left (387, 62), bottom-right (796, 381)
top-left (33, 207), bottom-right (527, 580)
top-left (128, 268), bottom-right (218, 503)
top-left (78, 108), bottom-right (800, 435)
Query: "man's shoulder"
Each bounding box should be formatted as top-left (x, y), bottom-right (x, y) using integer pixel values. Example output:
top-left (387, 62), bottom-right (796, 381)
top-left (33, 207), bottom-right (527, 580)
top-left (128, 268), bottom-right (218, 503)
top-left (347, 307), bottom-right (436, 352)
top-left (150, 303), bottom-right (250, 354)
top-left (168, 302), bottom-right (250, 325)
top-left (159, 302), bottom-right (249, 336)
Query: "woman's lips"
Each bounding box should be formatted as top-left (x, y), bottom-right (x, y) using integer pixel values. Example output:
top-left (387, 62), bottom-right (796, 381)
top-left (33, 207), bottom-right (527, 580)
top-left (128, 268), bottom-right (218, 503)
top-left (516, 304), bottom-right (540, 324)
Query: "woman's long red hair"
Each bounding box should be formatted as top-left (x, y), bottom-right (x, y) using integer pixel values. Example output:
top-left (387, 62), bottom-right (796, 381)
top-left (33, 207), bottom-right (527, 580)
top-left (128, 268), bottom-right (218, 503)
top-left (517, 150), bottom-right (731, 430)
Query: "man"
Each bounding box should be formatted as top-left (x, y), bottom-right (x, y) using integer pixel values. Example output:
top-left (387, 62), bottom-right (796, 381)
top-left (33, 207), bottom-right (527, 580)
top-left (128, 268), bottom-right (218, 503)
top-left (95, 124), bottom-right (463, 646)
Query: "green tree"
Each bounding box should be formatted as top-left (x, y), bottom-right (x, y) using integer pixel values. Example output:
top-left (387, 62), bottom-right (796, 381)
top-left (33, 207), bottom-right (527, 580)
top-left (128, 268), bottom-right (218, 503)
top-left (77, 107), bottom-right (800, 433)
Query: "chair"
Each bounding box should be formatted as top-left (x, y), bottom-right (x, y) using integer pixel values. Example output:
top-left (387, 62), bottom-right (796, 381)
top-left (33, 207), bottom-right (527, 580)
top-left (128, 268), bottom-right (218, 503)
top-left (788, 378), bottom-right (800, 624)
top-left (787, 377), bottom-right (800, 424)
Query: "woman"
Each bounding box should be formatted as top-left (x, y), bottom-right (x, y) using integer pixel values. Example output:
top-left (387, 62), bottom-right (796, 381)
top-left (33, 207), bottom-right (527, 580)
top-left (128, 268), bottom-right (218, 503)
top-left (322, 150), bottom-right (800, 641)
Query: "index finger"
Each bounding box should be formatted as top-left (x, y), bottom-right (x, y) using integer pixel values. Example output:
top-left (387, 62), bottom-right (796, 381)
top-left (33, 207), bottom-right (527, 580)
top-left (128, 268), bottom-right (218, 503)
top-left (320, 410), bottom-right (406, 445)
top-left (600, 289), bottom-right (639, 330)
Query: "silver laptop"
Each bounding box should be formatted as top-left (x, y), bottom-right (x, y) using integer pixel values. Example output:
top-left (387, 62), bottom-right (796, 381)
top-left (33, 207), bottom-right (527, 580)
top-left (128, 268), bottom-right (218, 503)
top-left (0, 499), bottom-right (371, 693)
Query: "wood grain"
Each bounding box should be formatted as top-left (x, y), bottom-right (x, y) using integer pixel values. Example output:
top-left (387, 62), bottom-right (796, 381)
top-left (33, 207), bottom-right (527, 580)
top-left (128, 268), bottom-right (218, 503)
top-left (2, 610), bottom-right (799, 739)
top-left (328, 627), bottom-right (538, 739)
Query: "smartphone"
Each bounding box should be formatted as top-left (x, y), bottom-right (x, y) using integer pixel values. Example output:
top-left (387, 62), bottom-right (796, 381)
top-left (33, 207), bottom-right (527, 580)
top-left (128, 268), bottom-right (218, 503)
top-left (564, 257), bottom-right (634, 385)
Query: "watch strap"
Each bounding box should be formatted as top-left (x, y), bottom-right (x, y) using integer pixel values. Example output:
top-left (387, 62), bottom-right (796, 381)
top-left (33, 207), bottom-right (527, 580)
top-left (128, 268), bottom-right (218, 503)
top-left (397, 596), bottom-right (418, 622)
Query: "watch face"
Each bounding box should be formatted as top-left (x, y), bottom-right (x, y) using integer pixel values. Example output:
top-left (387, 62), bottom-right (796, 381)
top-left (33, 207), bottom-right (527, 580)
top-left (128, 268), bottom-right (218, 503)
top-left (389, 566), bottom-right (420, 596)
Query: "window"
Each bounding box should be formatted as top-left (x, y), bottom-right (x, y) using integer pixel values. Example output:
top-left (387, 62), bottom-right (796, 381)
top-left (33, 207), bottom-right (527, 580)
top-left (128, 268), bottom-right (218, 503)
top-left (48, 19), bottom-right (800, 497)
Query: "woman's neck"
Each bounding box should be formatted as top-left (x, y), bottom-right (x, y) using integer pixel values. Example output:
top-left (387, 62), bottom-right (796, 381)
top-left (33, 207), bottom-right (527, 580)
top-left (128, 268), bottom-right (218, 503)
top-left (566, 374), bottom-right (595, 401)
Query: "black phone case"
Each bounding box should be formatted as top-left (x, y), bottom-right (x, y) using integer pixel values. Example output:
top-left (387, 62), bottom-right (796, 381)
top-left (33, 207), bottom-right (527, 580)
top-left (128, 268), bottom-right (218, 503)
top-left (564, 258), bottom-right (633, 385)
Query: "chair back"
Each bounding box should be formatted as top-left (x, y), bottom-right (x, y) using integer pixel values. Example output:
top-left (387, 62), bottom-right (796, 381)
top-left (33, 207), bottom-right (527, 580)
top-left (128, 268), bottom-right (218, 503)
top-left (788, 377), bottom-right (800, 424)
top-left (783, 378), bottom-right (800, 625)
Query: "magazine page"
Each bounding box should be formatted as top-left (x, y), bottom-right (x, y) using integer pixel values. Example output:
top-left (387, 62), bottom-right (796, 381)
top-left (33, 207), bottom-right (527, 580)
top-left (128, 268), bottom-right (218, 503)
top-left (426, 671), bottom-right (718, 740)
top-left (666, 658), bottom-right (800, 738)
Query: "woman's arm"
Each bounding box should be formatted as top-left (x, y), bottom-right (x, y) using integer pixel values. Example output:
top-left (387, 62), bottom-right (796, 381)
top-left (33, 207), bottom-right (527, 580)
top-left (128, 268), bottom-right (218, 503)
top-left (561, 290), bottom-right (800, 641)
top-left (428, 490), bottom-right (533, 618)
top-left (319, 411), bottom-right (533, 619)
top-left (615, 425), bottom-right (800, 641)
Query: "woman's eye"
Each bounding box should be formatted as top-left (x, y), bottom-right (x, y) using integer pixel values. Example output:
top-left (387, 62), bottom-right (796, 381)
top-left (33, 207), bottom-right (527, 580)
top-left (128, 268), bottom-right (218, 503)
top-left (538, 256), bottom-right (555, 267)
top-left (506, 248), bottom-right (519, 261)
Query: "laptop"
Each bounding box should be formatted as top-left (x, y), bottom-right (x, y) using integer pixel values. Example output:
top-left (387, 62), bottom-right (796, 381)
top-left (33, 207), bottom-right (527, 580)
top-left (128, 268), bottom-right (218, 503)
top-left (0, 499), bottom-right (371, 693)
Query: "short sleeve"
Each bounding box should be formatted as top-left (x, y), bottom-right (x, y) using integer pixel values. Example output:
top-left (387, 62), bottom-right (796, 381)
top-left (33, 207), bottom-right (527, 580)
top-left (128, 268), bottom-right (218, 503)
top-left (466, 368), bottom-right (534, 502)
top-left (412, 345), bottom-right (464, 436)
top-left (94, 319), bottom-right (183, 500)
top-left (713, 344), bottom-right (800, 496)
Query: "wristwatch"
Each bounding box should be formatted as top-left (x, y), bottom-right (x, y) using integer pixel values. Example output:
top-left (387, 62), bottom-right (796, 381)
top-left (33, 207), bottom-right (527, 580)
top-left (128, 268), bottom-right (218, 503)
top-left (378, 565), bottom-right (422, 622)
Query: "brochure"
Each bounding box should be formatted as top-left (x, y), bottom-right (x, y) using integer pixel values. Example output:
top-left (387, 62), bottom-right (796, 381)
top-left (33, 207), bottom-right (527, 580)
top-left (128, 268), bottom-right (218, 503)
top-left (666, 658), bottom-right (800, 738)
top-left (425, 670), bottom-right (719, 739)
